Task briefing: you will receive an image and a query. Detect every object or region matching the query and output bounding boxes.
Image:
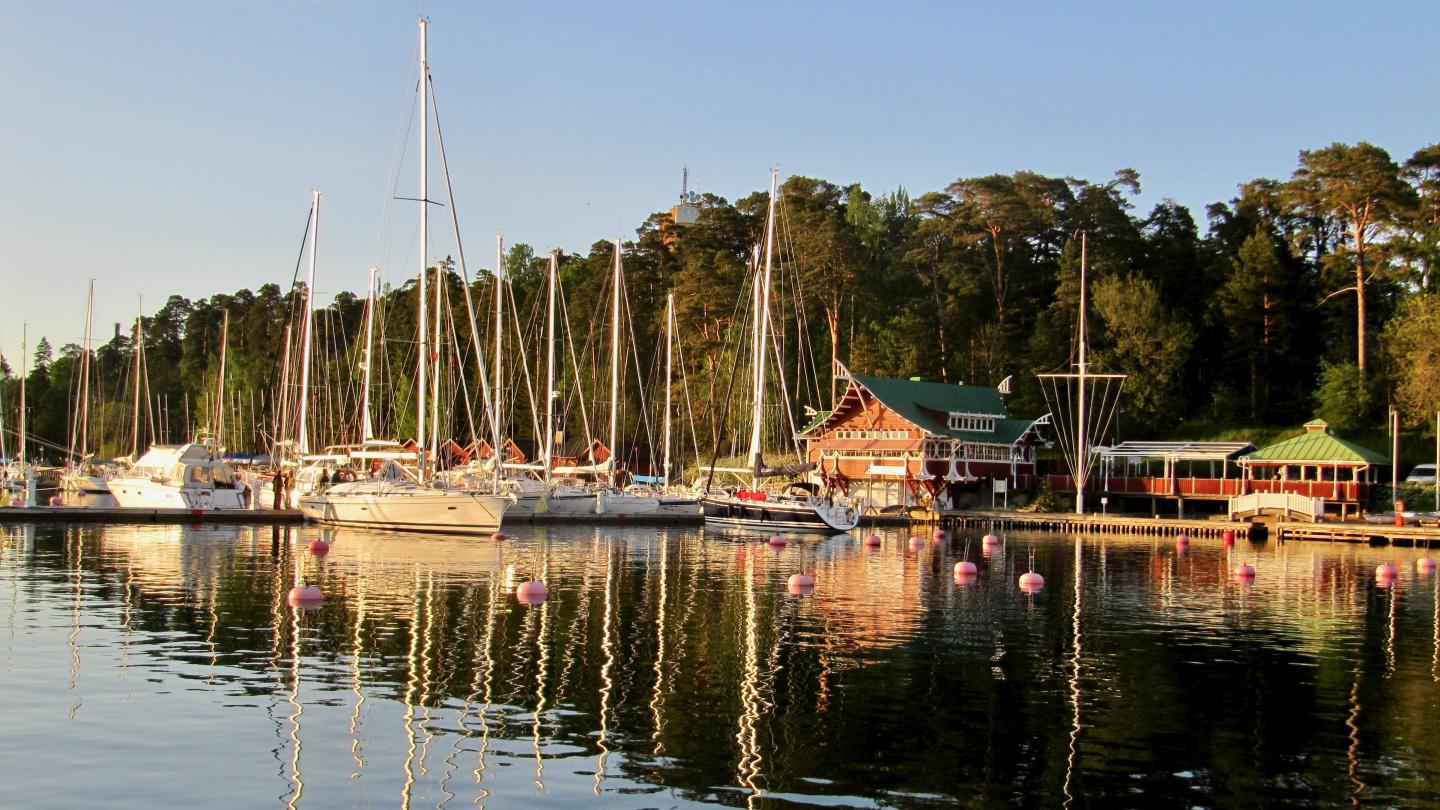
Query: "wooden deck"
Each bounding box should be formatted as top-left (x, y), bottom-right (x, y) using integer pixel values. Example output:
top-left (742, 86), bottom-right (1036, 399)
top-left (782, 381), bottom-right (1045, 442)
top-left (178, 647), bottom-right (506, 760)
top-left (921, 509), bottom-right (1248, 539)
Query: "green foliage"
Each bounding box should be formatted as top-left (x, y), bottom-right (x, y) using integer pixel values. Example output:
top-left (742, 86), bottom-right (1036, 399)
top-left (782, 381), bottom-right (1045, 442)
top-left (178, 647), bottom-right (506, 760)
top-left (12, 140), bottom-right (1440, 465)
top-left (1313, 361), bottom-right (1370, 433)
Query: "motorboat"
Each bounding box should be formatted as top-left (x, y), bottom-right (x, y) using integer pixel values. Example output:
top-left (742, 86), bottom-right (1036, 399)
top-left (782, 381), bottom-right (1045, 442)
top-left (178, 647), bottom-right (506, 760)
top-left (109, 440), bottom-right (249, 509)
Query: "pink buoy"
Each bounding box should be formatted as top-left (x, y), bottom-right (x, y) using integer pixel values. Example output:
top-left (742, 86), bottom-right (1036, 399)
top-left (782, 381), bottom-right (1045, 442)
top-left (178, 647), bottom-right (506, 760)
top-left (1418, 557), bottom-right (1437, 575)
top-left (287, 585), bottom-right (323, 607)
top-left (909, 536), bottom-right (925, 550)
top-left (1018, 571), bottom-right (1044, 591)
top-left (954, 560), bottom-right (977, 576)
top-left (1176, 533), bottom-right (1189, 545)
top-left (1233, 564), bottom-right (1255, 580)
top-left (953, 570), bottom-right (977, 585)
top-left (308, 539), bottom-right (330, 556)
top-left (1376, 563), bottom-right (1398, 581)
top-left (787, 573), bottom-right (815, 588)
top-left (768, 535), bottom-right (787, 547)
top-left (864, 534), bottom-right (882, 547)
top-left (982, 533), bottom-right (1000, 546)
top-left (515, 580), bottom-right (548, 605)
top-left (932, 529), bottom-right (948, 542)
top-left (490, 531), bottom-right (508, 542)
top-left (49, 495), bottom-right (62, 506)
top-left (1222, 529), bottom-right (1235, 543)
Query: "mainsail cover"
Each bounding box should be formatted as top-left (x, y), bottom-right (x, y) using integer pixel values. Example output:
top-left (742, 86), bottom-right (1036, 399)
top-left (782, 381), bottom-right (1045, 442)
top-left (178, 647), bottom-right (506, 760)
top-left (753, 454), bottom-right (816, 478)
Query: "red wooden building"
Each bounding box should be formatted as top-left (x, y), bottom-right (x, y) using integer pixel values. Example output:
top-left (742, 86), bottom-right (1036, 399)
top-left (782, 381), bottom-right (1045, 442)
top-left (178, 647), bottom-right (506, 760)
top-left (800, 376), bottom-right (1047, 511)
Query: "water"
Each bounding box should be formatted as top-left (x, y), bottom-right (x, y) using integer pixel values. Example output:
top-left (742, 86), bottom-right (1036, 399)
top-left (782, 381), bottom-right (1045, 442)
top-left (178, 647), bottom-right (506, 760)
top-left (0, 522), bottom-right (1437, 808)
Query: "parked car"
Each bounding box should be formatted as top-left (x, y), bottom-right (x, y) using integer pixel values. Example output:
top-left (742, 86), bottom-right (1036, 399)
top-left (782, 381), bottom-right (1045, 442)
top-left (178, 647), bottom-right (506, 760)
top-left (1406, 463), bottom-right (1437, 484)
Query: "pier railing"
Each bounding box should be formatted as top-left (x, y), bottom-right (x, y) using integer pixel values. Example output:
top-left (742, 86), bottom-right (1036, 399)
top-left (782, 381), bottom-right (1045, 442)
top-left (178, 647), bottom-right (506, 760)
top-left (1046, 475), bottom-right (1368, 503)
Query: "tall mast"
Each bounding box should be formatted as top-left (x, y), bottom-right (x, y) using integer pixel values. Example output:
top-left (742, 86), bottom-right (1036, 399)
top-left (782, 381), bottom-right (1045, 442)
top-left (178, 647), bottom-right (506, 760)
top-left (430, 261), bottom-right (442, 466)
top-left (1075, 232), bottom-right (1088, 515)
top-left (416, 16), bottom-right (429, 479)
top-left (747, 170), bottom-right (778, 487)
top-left (360, 267), bottom-right (377, 443)
top-left (297, 190), bottom-right (319, 455)
top-left (275, 324), bottom-right (292, 462)
top-left (544, 251), bottom-right (557, 484)
top-left (18, 323), bottom-right (27, 467)
top-left (493, 234), bottom-right (504, 489)
top-left (72, 280), bottom-right (95, 463)
top-left (608, 240), bottom-right (622, 483)
top-left (131, 298), bottom-right (142, 459)
top-left (663, 293), bottom-right (674, 489)
top-left (216, 309), bottom-right (229, 447)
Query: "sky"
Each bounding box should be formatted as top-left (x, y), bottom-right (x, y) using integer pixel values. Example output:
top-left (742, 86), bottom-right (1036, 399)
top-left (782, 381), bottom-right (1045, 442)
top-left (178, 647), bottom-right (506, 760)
top-left (2, 0), bottom-right (1438, 367)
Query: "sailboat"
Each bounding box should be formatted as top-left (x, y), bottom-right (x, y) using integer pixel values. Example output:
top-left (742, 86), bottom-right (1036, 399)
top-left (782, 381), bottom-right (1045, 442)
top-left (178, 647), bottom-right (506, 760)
top-left (297, 17), bottom-right (511, 534)
top-left (701, 172), bottom-right (863, 532)
top-left (61, 280), bottom-right (112, 495)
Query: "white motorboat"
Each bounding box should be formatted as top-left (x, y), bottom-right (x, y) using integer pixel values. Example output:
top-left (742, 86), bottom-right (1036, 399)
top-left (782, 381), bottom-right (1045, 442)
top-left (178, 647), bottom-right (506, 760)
top-left (109, 441), bottom-right (249, 510)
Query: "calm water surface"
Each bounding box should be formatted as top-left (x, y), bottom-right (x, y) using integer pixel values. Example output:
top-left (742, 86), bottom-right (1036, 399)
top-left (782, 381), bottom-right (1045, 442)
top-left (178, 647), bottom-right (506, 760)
top-left (0, 522), bottom-right (1437, 808)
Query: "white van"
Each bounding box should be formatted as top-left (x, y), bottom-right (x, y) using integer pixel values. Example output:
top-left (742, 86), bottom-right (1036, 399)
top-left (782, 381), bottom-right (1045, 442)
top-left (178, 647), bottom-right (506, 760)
top-left (1406, 464), bottom-right (1437, 484)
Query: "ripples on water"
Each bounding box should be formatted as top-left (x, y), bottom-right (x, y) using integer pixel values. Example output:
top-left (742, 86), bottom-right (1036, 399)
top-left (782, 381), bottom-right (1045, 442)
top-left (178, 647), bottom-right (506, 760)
top-left (0, 522), bottom-right (1437, 808)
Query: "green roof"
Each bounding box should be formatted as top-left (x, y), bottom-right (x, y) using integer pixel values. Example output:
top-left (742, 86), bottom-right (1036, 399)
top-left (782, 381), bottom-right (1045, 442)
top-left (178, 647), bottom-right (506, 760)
top-left (798, 409), bottom-right (833, 436)
top-left (1245, 427), bottom-right (1388, 464)
top-left (837, 375), bottom-right (1040, 444)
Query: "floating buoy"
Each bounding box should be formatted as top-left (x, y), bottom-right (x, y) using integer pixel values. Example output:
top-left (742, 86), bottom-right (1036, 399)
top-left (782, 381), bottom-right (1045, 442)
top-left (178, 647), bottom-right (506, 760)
top-left (1176, 533), bottom-right (1189, 545)
top-left (1019, 571), bottom-right (1044, 593)
top-left (1376, 563), bottom-right (1398, 582)
top-left (515, 580), bottom-right (548, 605)
top-left (787, 573), bottom-right (815, 588)
top-left (490, 531), bottom-right (508, 542)
top-left (307, 539), bottom-right (330, 556)
top-left (954, 560), bottom-right (977, 576)
top-left (953, 570), bottom-right (978, 585)
top-left (1222, 529), bottom-right (1235, 543)
top-left (932, 529), bottom-right (948, 542)
top-left (769, 535), bottom-right (787, 547)
top-left (864, 534), bottom-right (882, 547)
top-left (982, 533), bottom-right (1000, 546)
top-left (1233, 564), bottom-right (1255, 581)
top-left (49, 495), bottom-right (62, 506)
top-left (909, 536), bottom-right (925, 550)
top-left (1418, 557), bottom-right (1436, 574)
top-left (287, 585), bottom-right (323, 607)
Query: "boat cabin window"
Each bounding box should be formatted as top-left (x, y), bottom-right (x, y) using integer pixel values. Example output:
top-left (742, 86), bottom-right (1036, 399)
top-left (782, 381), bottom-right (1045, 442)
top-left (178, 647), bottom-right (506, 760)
top-left (188, 465), bottom-right (213, 485)
top-left (212, 466), bottom-right (234, 485)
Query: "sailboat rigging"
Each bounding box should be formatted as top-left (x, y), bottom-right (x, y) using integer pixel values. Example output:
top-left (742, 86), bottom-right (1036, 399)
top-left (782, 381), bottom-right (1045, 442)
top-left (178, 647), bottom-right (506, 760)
top-left (702, 172), bottom-right (863, 532)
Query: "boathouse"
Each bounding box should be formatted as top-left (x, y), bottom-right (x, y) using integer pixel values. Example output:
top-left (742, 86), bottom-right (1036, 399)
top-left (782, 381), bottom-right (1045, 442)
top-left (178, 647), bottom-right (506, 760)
top-left (800, 376), bottom-right (1046, 511)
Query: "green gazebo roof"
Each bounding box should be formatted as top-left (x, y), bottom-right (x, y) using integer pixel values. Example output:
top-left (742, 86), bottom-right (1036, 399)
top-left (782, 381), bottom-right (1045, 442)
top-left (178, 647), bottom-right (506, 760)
top-left (1244, 421), bottom-right (1388, 465)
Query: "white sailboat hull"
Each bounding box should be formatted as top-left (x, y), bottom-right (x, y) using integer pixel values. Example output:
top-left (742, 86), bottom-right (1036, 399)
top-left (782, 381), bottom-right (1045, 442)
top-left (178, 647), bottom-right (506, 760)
top-left (298, 483), bottom-right (510, 534)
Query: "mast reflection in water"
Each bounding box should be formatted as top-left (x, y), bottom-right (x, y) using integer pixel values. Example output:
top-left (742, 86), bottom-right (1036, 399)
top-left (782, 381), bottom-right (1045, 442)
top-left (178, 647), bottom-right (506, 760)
top-left (0, 523), bottom-right (1438, 807)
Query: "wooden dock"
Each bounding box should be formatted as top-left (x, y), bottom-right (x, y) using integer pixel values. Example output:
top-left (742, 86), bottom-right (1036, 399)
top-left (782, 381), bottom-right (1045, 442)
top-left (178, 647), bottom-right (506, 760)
top-left (0, 506), bottom-right (307, 524)
top-left (1274, 521), bottom-right (1440, 547)
top-left (920, 509), bottom-right (1249, 539)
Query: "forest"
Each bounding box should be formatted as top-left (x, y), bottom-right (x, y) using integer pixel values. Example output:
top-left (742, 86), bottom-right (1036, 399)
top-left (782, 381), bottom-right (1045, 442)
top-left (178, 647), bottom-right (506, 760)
top-left (4, 139), bottom-right (1440, 470)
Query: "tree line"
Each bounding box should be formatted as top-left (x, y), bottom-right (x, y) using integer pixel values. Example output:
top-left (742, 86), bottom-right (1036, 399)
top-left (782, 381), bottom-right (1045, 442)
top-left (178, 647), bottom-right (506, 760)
top-left (5, 139), bottom-right (1440, 464)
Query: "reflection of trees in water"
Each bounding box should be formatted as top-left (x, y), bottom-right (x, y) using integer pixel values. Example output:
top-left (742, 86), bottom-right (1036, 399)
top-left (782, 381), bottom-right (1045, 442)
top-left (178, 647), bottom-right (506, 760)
top-left (6, 523), bottom-right (1440, 805)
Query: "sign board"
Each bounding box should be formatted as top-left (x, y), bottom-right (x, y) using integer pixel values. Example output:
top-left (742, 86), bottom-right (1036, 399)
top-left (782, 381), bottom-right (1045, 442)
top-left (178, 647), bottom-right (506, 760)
top-left (992, 478), bottom-right (1008, 493)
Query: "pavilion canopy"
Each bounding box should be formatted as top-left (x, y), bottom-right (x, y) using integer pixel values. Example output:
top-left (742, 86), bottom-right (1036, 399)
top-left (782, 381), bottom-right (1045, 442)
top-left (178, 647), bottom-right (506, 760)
top-left (1091, 441), bottom-right (1255, 463)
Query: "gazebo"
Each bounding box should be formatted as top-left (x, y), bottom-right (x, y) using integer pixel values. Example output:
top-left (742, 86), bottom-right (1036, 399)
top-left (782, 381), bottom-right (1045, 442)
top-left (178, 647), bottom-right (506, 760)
top-left (1237, 420), bottom-right (1388, 519)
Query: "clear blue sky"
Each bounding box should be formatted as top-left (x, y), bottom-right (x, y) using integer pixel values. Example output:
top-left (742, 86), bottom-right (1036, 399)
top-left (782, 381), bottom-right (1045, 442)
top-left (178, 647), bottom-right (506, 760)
top-left (2, 1), bottom-right (1437, 367)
